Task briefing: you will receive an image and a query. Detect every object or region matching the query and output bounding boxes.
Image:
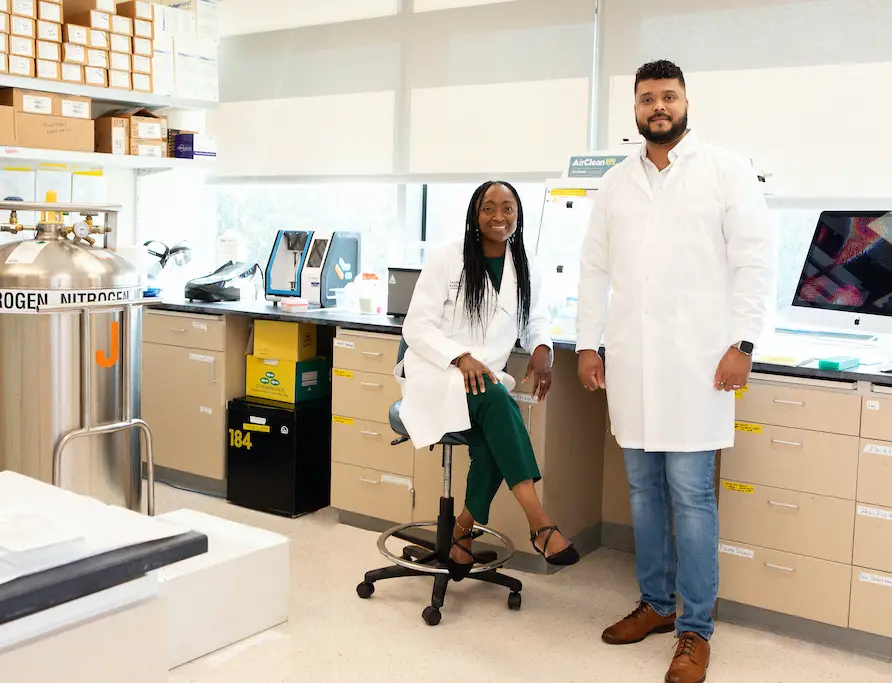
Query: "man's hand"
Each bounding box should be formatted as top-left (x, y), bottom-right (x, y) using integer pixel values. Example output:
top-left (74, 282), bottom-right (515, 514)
top-left (578, 349), bottom-right (606, 392)
top-left (714, 347), bottom-right (752, 392)
top-left (523, 345), bottom-right (553, 401)
top-left (455, 354), bottom-right (499, 395)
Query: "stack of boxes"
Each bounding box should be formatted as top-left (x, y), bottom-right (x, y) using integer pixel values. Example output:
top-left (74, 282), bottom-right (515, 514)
top-left (95, 105), bottom-right (166, 156)
top-left (0, 86), bottom-right (93, 150)
top-left (246, 322), bottom-right (330, 405)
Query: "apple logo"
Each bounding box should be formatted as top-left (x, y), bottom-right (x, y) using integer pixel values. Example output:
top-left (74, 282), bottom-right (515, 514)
top-left (855, 318), bottom-right (861, 326)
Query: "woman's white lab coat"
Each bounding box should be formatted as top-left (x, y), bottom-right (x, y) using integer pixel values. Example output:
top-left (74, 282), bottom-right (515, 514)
top-left (396, 240), bottom-right (553, 449)
top-left (576, 131), bottom-right (774, 453)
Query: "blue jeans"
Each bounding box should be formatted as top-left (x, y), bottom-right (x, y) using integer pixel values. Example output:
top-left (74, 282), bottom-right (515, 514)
top-left (623, 449), bottom-right (719, 640)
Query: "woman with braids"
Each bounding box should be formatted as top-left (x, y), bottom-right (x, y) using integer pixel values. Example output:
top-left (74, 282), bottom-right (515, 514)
top-left (395, 180), bottom-right (580, 581)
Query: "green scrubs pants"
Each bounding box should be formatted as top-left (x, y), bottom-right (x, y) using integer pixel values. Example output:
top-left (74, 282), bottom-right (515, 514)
top-left (462, 377), bottom-right (541, 524)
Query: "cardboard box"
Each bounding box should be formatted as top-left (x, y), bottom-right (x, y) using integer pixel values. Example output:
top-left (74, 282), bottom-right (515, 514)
top-left (94, 112), bottom-right (127, 153)
top-left (252, 321), bottom-right (317, 363)
top-left (108, 68), bottom-right (129, 89)
top-left (133, 16), bottom-right (151, 38)
top-left (8, 55), bottom-right (33, 76)
top-left (159, 0), bottom-right (216, 42)
top-left (64, 0), bottom-right (114, 15)
top-left (246, 356), bottom-right (329, 404)
top-left (61, 61), bottom-right (83, 83)
top-left (10, 14), bottom-right (33, 36)
top-left (109, 32), bottom-right (130, 53)
top-left (0, 88), bottom-right (91, 118)
top-left (0, 105), bottom-right (12, 144)
top-left (67, 9), bottom-right (109, 31)
top-left (64, 23), bottom-right (88, 45)
top-left (36, 56), bottom-right (58, 80)
top-left (0, 34), bottom-right (7, 53)
top-left (37, 1), bottom-right (60, 22)
top-left (152, 36), bottom-right (174, 96)
top-left (166, 127), bottom-right (193, 156)
top-left (131, 71), bottom-right (151, 92)
top-left (108, 50), bottom-right (129, 71)
top-left (0, 54), bottom-right (8, 74)
top-left (36, 39), bottom-right (58, 60)
top-left (174, 37), bottom-right (217, 101)
top-left (132, 35), bottom-right (150, 56)
top-left (0, 12), bottom-right (8, 33)
top-left (0, 0), bottom-right (8, 11)
top-left (131, 52), bottom-right (150, 74)
top-left (84, 64), bottom-right (105, 86)
top-left (111, 14), bottom-right (131, 36)
top-left (9, 35), bottom-right (34, 57)
top-left (63, 42), bottom-right (85, 63)
top-left (15, 112), bottom-right (93, 151)
top-left (101, 107), bottom-right (164, 140)
top-left (117, 0), bottom-right (153, 21)
top-left (129, 138), bottom-right (162, 156)
top-left (174, 133), bottom-right (215, 159)
top-left (86, 46), bottom-right (107, 68)
top-left (11, 0), bottom-right (35, 19)
top-left (36, 18), bottom-right (59, 41)
top-left (154, 4), bottom-right (192, 40)
top-left (88, 27), bottom-right (107, 49)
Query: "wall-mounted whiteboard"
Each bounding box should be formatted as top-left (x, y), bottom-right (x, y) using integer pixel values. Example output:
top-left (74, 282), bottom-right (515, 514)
top-left (607, 61), bottom-right (892, 197)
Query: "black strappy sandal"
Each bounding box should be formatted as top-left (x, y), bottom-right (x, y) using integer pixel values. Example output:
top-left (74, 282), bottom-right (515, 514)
top-left (444, 532), bottom-right (475, 582)
top-left (530, 526), bottom-right (580, 567)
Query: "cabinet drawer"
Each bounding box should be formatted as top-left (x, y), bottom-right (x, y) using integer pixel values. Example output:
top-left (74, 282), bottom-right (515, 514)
top-left (330, 462), bottom-right (413, 523)
top-left (850, 567), bottom-right (892, 638)
top-left (853, 503), bottom-right (892, 573)
top-left (332, 369), bottom-right (401, 424)
top-left (857, 439), bottom-right (892, 508)
top-left (333, 332), bottom-right (400, 374)
top-left (144, 311), bottom-right (226, 351)
top-left (861, 396), bottom-right (892, 441)
top-left (719, 480), bottom-right (855, 563)
top-left (736, 382), bottom-right (861, 435)
top-left (722, 425), bottom-right (858, 499)
top-left (331, 416), bottom-right (414, 476)
top-left (718, 541), bottom-right (851, 627)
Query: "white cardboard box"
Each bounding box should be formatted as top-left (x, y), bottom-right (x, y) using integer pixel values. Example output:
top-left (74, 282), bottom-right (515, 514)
top-left (159, 0), bottom-right (216, 42)
top-left (153, 509), bottom-right (290, 669)
top-left (173, 36), bottom-right (216, 102)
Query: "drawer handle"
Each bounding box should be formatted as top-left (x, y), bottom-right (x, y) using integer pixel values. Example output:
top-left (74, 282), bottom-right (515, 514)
top-left (360, 382), bottom-right (383, 389)
top-left (768, 500), bottom-right (800, 510)
top-left (169, 327), bottom-right (187, 333)
top-left (773, 399), bottom-right (805, 406)
top-left (764, 562), bottom-right (795, 573)
top-left (361, 351), bottom-right (383, 358)
top-left (360, 430), bottom-right (381, 437)
top-left (358, 478), bottom-right (379, 485)
top-left (771, 439), bottom-right (802, 447)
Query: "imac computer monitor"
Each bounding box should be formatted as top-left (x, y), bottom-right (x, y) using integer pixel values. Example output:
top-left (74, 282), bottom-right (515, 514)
top-left (789, 210), bottom-right (892, 336)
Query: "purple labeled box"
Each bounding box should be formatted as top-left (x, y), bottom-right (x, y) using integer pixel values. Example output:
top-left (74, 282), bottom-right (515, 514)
top-left (174, 133), bottom-right (217, 159)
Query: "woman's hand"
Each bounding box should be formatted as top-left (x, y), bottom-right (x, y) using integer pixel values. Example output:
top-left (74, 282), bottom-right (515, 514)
top-left (455, 354), bottom-right (499, 395)
top-left (524, 345), bottom-right (553, 401)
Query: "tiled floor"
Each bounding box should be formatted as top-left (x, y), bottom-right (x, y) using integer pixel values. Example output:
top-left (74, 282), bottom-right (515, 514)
top-left (157, 483), bottom-right (892, 683)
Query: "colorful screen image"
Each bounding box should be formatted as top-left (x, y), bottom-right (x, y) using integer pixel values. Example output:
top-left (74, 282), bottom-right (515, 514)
top-left (793, 211), bottom-right (892, 316)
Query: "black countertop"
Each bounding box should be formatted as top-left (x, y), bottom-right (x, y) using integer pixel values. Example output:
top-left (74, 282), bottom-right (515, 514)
top-left (153, 299), bottom-right (892, 388)
top-left (0, 530), bottom-right (207, 627)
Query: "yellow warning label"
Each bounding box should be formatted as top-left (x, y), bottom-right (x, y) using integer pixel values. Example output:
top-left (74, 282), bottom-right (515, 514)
top-left (723, 481), bottom-right (755, 494)
top-left (549, 188), bottom-right (587, 197)
top-left (735, 421), bottom-right (763, 434)
top-left (333, 416), bottom-right (355, 426)
top-left (735, 385), bottom-right (749, 399)
top-left (333, 369), bottom-right (354, 379)
top-left (243, 423), bottom-right (270, 433)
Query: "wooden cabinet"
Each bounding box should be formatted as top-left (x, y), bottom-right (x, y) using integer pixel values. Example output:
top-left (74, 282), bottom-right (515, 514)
top-left (141, 311), bottom-right (250, 482)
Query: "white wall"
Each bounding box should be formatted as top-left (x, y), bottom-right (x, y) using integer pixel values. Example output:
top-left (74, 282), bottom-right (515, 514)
top-left (219, 0), bottom-right (399, 36)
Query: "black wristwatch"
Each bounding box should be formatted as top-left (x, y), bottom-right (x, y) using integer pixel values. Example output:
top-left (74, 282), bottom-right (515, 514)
top-left (733, 341), bottom-right (754, 356)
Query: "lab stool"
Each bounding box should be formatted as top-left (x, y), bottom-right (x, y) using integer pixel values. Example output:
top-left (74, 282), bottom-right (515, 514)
top-left (355, 399), bottom-right (522, 626)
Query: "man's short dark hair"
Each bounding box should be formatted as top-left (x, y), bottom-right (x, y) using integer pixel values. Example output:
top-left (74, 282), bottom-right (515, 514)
top-left (634, 60), bottom-right (685, 92)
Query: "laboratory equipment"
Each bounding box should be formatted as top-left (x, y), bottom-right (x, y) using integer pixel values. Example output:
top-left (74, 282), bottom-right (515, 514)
top-left (0, 198), bottom-right (156, 514)
top-left (265, 230), bottom-right (311, 301)
top-left (184, 260), bottom-right (262, 302)
top-left (788, 210), bottom-right (892, 337)
top-left (387, 267), bottom-right (421, 317)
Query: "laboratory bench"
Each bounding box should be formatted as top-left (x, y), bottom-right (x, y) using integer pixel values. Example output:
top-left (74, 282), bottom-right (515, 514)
top-left (143, 299), bottom-right (892, 660)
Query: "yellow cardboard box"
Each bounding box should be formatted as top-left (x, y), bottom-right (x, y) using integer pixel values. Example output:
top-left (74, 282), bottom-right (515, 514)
top-left (252, 320), bottom-right (316, 362)
top-left (245, 355), bottom-right (330, 404)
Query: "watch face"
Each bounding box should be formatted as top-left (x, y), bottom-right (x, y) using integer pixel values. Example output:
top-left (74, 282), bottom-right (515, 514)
top-left (739, 341), bottom-right (754, 354)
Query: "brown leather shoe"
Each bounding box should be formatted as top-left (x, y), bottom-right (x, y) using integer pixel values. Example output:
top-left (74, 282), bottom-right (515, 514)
top-left (601, 601), bottom-right (676, 645)
top-left (665, 632), bottom-right (710, 683)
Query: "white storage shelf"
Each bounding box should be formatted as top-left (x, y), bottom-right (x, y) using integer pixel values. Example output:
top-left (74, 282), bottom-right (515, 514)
top-left (0, 145), bottom-right (216, 172)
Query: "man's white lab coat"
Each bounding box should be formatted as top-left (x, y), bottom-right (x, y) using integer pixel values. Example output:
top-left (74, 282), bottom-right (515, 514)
top-left (576, 131), bottom-right (774, 452)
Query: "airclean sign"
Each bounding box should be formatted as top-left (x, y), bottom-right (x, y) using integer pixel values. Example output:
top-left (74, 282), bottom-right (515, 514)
top-left (0, 288), bottom-right (140, 313)
top-left (568, 155), bottom-right (626, 178)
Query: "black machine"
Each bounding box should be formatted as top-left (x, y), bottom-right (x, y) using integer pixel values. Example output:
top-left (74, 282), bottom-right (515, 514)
top-left (226, 395), bottom-right (331, 517)
top-left (184, 261), bottom-right (262, 303)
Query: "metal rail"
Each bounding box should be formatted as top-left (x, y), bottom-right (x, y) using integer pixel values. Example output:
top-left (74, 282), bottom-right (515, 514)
top-left (44, 297), bottom-right (160, 516)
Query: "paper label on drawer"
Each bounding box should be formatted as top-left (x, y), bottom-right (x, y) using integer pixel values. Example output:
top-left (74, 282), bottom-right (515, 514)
top-left (859, 572), bottom-right (892, 588)
top-left (864, 443), bottom-right (892, 456)
top-left (857, 505), bottom-right (892, 521)
top-left (189, 353), bottom-right (214, 364)
top-left (867, 400), bottom-right (881, 411)
top-left (723, 481), bottom-right (755, 494)
top-left (249, 416), bottom-right (267, 425)
top-left (192, 321), bottom-right (207, 331)
top-left (334, 369), bottom-right (354, 379)
top-left (734, 422), bottom-right (763, 434)
top-left (199, 406), bottom-right (212, 415)
top-left (510, 391), bottom-right (539, 405)
top-left (332, 416), bottom-right (354, 426)
top-left (243, 423), bottom-right (270, 433)
top-left (719, 543), bottom-right (754, 559)
top-left (334, 339), bottom-right (355, 350)
top-left (381, 474), bottom-right (412, 489)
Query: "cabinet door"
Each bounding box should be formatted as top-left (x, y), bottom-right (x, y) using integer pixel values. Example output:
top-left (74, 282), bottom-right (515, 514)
top-left (142, 343), bottom-right (226, 480)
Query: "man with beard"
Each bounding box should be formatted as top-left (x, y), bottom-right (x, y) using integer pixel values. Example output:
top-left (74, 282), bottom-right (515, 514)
top-left (576, 60), bottom-right (773, 683)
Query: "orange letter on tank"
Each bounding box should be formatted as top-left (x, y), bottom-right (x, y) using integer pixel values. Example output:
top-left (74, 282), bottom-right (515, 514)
top-left (96, 321), bottom-right (119, 368)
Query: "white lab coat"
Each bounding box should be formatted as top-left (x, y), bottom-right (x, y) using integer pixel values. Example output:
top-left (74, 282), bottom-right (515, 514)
top-left (397, 241), bottom-right (553, 449)
top-left (576, 131), bottom-right (774, 452)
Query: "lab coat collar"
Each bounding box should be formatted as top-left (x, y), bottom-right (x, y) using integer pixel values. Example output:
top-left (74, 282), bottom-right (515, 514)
top-left (632, 129), bottom-right (699, 197)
